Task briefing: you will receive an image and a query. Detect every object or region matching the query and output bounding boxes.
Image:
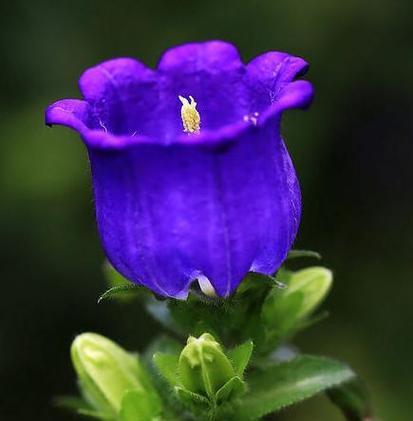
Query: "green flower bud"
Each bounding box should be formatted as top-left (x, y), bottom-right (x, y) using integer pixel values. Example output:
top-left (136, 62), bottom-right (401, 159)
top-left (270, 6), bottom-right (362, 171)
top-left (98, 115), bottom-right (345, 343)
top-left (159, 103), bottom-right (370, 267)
top-left (71, 333), bottom-right (157, 415)
top-left (178, 333), bottom-right (235, 399)
top-left (262, 267), bottom-right (333, 341)
top-left (286, 266), bottom-right (332, 320)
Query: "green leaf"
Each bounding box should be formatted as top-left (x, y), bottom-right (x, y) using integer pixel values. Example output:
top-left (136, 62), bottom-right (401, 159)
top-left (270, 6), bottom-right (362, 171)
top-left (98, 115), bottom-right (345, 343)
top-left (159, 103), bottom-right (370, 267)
top-left (97, 284), bottom-right (142, 304)
top-left (287, 249), bottom-right (322, 260)
top-left (215, 376), bottom-right (246, 403)
top-left (327, 378), bottom-right (373, 421)
top-left (120, 390), bottom-right (161, 421)
top-left (228, 340), bottom-right (254, 377)
top-left (153, 353), bottom-right (180, 387)
top-left (232, 355), bottom-right (355, 420)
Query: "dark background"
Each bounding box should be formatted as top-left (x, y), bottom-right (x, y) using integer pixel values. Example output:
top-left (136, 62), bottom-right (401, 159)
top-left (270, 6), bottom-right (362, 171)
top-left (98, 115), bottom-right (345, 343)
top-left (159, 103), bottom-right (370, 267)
top-left (0, 0), bottom-right (412, 419)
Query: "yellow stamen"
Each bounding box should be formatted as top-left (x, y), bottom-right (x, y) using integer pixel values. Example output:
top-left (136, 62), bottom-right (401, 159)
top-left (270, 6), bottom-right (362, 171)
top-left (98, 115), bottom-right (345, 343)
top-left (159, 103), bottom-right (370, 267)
top-left (179, 95), bottom-right (201, 134)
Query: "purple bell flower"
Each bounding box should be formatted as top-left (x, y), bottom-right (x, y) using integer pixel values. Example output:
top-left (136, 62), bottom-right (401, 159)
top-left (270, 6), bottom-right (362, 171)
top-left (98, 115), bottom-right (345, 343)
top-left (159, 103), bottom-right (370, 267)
top-left (45, 41), bottom-right (313, 299)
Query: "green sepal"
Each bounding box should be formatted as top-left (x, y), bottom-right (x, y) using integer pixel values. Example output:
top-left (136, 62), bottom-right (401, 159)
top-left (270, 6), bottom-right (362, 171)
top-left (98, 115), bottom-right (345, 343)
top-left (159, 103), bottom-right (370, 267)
top-left (262, 286), bottom-right (303, 330)
top-left (54, 396), bottom-right (112, 420)
top-left (120, 389), bottom-right (162, 421)
top-left (287, 249), bottom-right (322, 260)
top-left (215, 376), bottom-right (246, 403)
top-left (97, 284), bottom-right (143, 304)
top-left (327, 378), bottom-right (373, 421)
top-left (237, 272), bottom-right (286, 294)
top-left (175, 386), bottom-right (210, 407)
top-left (232, 355), bottom-right (355, 420)
top-left (166, 294), bottom-right (222, 338)
top-left (77, 409), bottom-right (113, 420)
top-left (101, 262), bottom-right (148, 303)
top-left (227, 340), bottom-right (254, 377)
top-left (153, 353), bottom-right (180, 387)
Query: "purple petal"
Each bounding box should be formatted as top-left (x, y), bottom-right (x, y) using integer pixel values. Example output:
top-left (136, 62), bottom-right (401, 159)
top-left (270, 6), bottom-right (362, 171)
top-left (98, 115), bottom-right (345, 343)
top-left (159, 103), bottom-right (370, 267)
top-left (246, 52), bottom-right (311, 113)
top-left (45, 99), bottom-right (91, 133)
top-left (79, 58), bottom-right (159, 137)
top-left (157, 41), bottom-right (248, 137)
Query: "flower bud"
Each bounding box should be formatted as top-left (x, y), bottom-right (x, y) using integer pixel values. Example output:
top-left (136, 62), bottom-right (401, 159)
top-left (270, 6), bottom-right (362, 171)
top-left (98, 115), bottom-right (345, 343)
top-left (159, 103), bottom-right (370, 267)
top-left (178, 333), bottom-right (235, 399)
top-left (286, 266), bottom-right (332, 320)
top-left (262, 267), bottom-right (332, 341)
top-left (71, 333), bottom-right (156, 415)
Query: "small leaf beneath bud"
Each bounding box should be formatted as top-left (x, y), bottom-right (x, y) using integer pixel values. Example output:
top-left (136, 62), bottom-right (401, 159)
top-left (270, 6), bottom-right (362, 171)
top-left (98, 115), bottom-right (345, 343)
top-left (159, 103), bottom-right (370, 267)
top-left (215, 376), bottom-right (246, 403)
top-left (228, 340), bottom-right (254, 377)
top-left (175, 387), bottom-right (209, 407)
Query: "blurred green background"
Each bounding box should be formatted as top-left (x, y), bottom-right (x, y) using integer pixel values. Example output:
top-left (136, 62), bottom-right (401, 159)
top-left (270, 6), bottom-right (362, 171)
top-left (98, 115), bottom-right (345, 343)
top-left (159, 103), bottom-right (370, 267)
top-left (1, 0), bottom-right (412, 419)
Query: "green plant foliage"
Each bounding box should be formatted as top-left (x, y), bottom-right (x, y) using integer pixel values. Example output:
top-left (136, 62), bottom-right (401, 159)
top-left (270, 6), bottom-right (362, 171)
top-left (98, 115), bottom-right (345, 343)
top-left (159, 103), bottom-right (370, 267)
top-left (227, 340), bottom-right (254, 377)
top-left (55, 396), bottom-right (111, 420)
top-left (215, 376), bottom-right (246, 403)
top-left (66, 260), bottom-right (374, 421)
top-left (327, 378), bottom-right (373, 421)
top-left (287, 249), bottom-right (322, 260)
top-left (231, 355), bottom-right (355, 420)
top-left (70, 333), bottom-right (162, 420)
top-left (261, 266), bottom-right (332, 350)
top-left (154, 334), bottom-right (252, 416)
top-left (97, 284), bottom-right (143, 304)
top-left (103, 262), bottom-right (131, 288)
top-left (120, 390), bottom-right (161, 421)
top-left (153, 353), bottom-right (180, 387)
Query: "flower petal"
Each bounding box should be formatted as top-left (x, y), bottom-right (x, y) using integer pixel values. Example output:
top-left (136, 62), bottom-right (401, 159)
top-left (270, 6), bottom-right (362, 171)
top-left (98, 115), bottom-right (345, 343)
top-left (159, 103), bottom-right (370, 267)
top-left (246, 52), bottom-right (311, 113)
top-left (45, 99), bottom-right (90, 133)
top-left (259, 80), bottom-right (314, 127)
top-left (249, 130), bottom-right (301, 275)
top-left (157, 41), bottom-right (248, 135)
top-left (79, 58), bottom-right (158, 137)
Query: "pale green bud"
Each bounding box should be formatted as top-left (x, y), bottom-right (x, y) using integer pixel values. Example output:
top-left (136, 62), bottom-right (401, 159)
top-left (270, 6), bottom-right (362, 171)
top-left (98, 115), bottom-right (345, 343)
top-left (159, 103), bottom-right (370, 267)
top-left (71, 333), bottom-right (156, 415)
top-left (178, 333), bottom-right (235, 399)
top-left (285, 266), bottom-right (333, 320)
top-left (263, 267), bottom-right (333, 340)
